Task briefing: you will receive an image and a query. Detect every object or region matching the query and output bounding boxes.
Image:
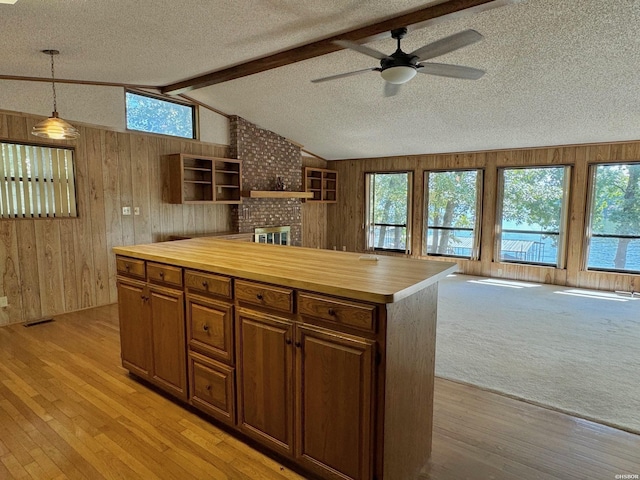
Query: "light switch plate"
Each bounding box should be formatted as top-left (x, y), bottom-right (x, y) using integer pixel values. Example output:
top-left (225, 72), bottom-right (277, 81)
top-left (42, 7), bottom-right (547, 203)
top-left (134, 207), bottom-right (140, 215)
top-left (0, 296), bottom-right (8, 308)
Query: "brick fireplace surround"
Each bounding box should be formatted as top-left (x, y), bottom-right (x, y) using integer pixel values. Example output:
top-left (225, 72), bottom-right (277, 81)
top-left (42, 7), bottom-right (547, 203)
top-left (229, 116), bottom-right (303, 246)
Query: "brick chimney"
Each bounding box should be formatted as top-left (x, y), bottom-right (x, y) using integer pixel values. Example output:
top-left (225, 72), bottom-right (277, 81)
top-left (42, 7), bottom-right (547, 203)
top-left (229, 116), bottom-right (303, 246)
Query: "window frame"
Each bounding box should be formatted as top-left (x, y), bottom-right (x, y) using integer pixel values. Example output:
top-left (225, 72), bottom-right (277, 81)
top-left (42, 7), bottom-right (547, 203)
top-left (124, 89), bottom-right (198, 139)
top-left (364, 170), bottom-right (413, 254)
top-left (0, 139), bottom-right (78, 219)
top-left (423, 168), bottom-right (483, 260)
top-left (584, 161), bottom-right (640, 274)
top-left (495, 165), bottom-right (571, 268)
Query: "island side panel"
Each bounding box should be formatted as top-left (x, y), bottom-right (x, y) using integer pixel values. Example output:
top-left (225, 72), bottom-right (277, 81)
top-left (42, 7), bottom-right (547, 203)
top-left (382, 282), bottom-right (438, 480)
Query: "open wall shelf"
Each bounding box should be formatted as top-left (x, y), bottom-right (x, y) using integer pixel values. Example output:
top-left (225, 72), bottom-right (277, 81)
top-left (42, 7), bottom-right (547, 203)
top-left (166, 153), bottom-right (242, 204)
top-left (304, 167), bottom-right (338, 203)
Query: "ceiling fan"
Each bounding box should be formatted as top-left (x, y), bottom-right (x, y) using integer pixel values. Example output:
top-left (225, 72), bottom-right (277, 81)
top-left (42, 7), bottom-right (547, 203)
top-left (311, 27), bottom-right (486, 97)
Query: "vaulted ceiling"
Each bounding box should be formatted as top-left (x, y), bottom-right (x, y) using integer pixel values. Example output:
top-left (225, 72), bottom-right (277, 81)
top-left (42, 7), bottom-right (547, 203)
top-left (2, 0), bottom-right (639, 159)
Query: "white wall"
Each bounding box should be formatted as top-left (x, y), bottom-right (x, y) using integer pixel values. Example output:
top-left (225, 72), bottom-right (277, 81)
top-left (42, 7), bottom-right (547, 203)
top-left (199, 106), bottom-right (230, 145)
top-left (0, 80), bottom-right (229, 145)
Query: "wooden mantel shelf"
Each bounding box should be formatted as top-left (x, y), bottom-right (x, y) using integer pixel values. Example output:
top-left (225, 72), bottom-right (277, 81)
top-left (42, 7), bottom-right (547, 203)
top-left (241, 190), bottom-right (314, 199)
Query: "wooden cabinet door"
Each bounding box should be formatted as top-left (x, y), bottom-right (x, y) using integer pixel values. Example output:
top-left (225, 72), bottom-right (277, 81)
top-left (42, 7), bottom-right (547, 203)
top-left (149, 285), bottom-right (187, 400)
top-left (295, 325), bottom-right (375, 480)
top-left (116, 278), bottom-right (151, 378)
top-left (236, 307), bottom-right (293, 456)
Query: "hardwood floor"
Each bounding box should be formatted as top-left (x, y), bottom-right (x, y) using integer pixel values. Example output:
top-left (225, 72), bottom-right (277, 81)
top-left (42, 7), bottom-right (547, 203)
top-left (0, 305), bottom-right (638, 480)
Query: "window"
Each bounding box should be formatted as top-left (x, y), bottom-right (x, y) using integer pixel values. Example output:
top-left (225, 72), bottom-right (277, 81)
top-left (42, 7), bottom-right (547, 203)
top-left (424, 169), bottom-right (482, 258)
top-left (586, 162), bottom-right (640, 273)
top-left (0, 141), bottom-right (77, 218)
top-left (496, 166), bottom-right (570, 266)
top-left (125, 91), bottom-right (196, 139)
top-left (365, 172), bottom-right (412, 253)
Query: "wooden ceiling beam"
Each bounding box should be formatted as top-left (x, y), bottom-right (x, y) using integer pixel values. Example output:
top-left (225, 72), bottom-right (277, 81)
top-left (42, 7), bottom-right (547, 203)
top-left (0, 74), bottom-right (159, 90)
top-left (161, 0), bottom-right (521, 94)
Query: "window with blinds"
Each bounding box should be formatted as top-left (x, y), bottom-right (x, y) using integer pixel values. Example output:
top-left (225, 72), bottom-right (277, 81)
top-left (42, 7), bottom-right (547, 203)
top-left (0, 141), bottom-right (77, 218)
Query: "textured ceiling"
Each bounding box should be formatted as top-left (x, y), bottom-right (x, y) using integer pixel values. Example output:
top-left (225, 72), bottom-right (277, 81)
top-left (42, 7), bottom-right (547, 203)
top-left (2, 0), bottom-right (640, 159)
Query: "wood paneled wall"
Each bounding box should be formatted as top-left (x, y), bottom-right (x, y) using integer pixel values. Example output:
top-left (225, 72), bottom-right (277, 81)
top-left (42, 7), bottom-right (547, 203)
top-left (301, 156), bottom-right (328, 249)
top-left (0, 110), bottom-right (232, 326)
top-left (327, 143), bottom-right (640, 292)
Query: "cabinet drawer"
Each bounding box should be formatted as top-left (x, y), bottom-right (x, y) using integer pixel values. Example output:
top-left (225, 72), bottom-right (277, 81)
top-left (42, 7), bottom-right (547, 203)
top-left (189, 353), bottom-right (235, 426)
top-left (185, 270), bottom-right (232, 299)
top-left (187, 296), bottom-right (234, 364)
top-left (236, 280), bottom-right (293, 314)
top-left (116, 256), bottom-right (146, 280)
top-left (147, 262), bottom-right (183, 288)
top-left (298, 293), bottom-right (377, 333)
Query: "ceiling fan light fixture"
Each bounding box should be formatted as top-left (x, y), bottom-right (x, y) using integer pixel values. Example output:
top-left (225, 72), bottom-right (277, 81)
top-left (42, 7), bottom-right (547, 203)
top-left (31, 49), bottom-right (80, 140)
top-left (380, 66), bottom-right (417, 84)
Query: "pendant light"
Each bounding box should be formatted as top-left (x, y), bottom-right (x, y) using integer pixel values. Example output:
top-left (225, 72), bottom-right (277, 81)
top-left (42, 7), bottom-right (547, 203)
top-left (31, 49), bottom-right (80, 140)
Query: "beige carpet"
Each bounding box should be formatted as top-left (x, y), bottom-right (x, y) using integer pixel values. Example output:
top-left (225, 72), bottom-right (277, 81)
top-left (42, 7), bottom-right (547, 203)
top-left (436, 274), bottom-right (640, 434)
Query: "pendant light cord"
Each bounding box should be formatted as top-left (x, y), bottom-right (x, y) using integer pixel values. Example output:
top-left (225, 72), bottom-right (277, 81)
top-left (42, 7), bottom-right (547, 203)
top-left (49, 51), bottom-right (58, 114)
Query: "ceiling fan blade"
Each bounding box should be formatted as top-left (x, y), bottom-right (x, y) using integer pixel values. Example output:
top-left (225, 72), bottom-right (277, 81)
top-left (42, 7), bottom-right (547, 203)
top-left (311, 67), bottom-right (378, 83)
top-left (333, 40), bottom-right (389, 60)
top-left (384, 82), bottom-right (401, 97)
top-left (417, 63), bottom-right (485, 80)
top-left (410, 29), bottom-right (483, 62)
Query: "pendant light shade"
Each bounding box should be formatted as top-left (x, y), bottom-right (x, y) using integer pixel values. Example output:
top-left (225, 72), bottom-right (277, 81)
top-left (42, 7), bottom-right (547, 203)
top-left (31, 50), bottom-right (80, 140)
top-left (32, 112), bottom-right (79, 140)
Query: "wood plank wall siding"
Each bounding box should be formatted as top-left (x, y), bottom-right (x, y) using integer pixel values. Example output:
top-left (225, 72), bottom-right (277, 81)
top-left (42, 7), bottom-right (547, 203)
top-left (0, 109), bottom-right (235, 326)
top-left (301, 156), bottom-right (329, 250)
top-left (327, 143), bottom-right (640, 292)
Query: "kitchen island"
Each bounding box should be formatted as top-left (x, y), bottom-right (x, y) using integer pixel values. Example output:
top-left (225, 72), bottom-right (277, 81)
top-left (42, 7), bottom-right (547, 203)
top-left (113, 238), bottom-right (456, 480)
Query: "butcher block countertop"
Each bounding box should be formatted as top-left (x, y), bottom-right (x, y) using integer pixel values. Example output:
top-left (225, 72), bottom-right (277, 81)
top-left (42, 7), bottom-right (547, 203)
top-left (113, 238), bottom-right (456, 304)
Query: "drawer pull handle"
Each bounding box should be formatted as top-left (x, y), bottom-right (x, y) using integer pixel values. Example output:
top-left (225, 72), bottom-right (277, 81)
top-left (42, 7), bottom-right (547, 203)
top-left (202, 281), bottom-right (208, 288)
top-left (125, 264), bottom-right (130, 271)
top-left (285, 338), bottom-right (292, 345)
top-left (159, 271), bottom-right (164, 278)
top-left (202, 324), bottom-right (209, 332)
top-left (328, 308), bottom-right (336, 316)
top-left (256, 293), bottom-right (263, 301)
top-left (205, 384), bottom-right (211, 391)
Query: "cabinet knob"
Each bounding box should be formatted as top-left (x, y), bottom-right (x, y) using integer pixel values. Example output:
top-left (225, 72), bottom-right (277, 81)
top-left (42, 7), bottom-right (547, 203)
top-left (205, 384), bottom-right (211, 391)
top-left (203, 324), bottom-right (209, 332)
top-left (159, 271), bottom-right (164, 278)
top-left (202, 281), bottom-right (208, 288)
top-left (295, 341), bottom-right (301, 348)
top-left (256, 293), bottom-right (263, 301)
top-left (328, 308), bottom-right (336, 316)
top-left (125, 263), bottom-right (130, 271)
top-left (285, 338), bottom-right (292, 345)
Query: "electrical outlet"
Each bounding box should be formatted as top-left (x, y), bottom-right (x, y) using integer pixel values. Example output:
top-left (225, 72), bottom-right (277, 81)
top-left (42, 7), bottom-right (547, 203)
top-left (122, 206), bottom-right (131, 215)
top-left (134, 207), bottom-right (140, 215)
top-left (0, 296), bottom-right (8, 308)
